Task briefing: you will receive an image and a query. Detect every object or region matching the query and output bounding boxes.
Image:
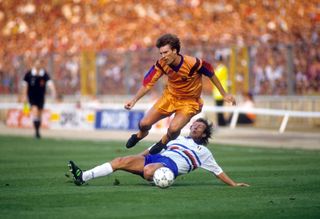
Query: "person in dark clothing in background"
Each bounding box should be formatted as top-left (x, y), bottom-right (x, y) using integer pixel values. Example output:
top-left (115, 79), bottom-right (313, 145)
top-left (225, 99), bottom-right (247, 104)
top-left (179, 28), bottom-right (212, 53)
top-left (21, 60), bottom-right (56, 138)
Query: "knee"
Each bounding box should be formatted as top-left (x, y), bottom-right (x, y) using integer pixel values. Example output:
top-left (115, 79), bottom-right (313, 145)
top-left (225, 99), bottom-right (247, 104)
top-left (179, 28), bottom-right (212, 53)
top-left (167, 126), bottom-right (181, 139)
top-left (111, 157), bottom-right (127, 169)
top-left (143, 166), bottom-right (155, 180)
top-left (139, 119), bottom-right (152, 132)
top-left (168, 122), bottom-right (182, 134)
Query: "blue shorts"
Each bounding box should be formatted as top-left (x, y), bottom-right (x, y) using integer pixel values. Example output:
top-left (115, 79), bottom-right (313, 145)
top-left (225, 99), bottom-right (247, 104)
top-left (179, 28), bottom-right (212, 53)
top-left (144, 154), bottom-right (178, 178)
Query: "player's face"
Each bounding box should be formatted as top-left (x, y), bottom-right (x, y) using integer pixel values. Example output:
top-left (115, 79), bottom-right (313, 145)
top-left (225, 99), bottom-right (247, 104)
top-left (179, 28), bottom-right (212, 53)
top-left (159, 45), bottom-right (178, 65)
top-left (190, 121), bottom-right (207, 139)
top-left (34, 60), bottom-right (43, 70)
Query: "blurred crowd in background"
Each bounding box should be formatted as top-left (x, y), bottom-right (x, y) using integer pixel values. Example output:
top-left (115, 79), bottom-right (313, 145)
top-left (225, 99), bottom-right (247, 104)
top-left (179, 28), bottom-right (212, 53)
top-left (0, 0), bottom-right (319, 96)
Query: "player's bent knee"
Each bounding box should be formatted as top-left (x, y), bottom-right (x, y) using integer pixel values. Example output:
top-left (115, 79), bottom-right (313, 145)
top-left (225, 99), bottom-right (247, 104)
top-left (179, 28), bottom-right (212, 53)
top-left (143, 169), bottom-right (153, 181)
top-left (167, 128), bottom-right (180, 140)
top-left (139, 121), bottom-right (152, 132)
top-left (168, 123), bottom-right (182, 134)
top-left (143, 166), bottom-right (157, 180)
top-left (144, 163), bottom-right (164, 180)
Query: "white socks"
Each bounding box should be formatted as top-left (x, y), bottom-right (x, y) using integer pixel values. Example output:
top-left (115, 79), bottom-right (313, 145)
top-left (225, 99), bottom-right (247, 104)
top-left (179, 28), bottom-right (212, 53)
top-left (82, 162), bottom-right (113, 182)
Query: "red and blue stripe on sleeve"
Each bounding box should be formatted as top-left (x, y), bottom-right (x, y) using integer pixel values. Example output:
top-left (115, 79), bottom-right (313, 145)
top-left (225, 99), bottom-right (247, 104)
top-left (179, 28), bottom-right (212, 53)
top-left (198, 60), bottom-right (214, 77)
top-left (143, 65), bottom-right (157, 87)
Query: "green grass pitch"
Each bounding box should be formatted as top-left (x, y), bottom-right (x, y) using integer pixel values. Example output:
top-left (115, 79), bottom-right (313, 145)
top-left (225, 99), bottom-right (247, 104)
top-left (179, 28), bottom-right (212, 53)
top-left (0, 135), bottom-right (319, 219)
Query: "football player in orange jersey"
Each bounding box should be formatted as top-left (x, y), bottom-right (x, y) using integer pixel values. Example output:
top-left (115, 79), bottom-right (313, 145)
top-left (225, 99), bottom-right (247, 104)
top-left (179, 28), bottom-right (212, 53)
top-left (124, 34), bottom-right (236, 154)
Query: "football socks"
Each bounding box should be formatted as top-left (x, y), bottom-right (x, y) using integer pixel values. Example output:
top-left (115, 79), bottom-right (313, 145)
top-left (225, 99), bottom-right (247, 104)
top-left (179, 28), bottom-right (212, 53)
top-left (82, 162), bottom-right (113, 181)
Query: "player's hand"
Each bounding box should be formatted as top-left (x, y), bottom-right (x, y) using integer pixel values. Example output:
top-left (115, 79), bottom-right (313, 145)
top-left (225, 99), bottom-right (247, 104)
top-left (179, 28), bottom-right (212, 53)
top-left (234, 182), bottom-right (250, 187)
top-left (124, 100), bottom-right (135, 110)
top-left (224, 94), bottom-right (236, 106)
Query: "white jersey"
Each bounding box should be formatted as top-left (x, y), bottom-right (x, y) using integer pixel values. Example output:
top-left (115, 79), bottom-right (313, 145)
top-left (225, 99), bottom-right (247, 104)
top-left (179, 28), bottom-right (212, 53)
top-left (160, 136), bottom-right (223, 176)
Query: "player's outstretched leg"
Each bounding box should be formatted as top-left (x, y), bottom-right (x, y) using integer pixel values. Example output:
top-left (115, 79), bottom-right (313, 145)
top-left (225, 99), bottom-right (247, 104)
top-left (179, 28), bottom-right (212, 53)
top-left (68, 160), bottom-right (85, 186)
top-left (126, 134), bottom-right (142, 148)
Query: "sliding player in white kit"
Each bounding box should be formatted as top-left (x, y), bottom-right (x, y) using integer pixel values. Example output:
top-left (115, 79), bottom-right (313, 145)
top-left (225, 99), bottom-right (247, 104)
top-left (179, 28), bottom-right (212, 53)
top-left (68, 118), bottom-right (249, 187)
top-left (160, 135), bottom-right (222, 176)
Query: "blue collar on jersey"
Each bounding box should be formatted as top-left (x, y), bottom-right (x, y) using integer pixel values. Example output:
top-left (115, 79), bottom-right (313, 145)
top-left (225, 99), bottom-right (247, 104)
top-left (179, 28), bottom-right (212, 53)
top-left (169, 54), bottom-right (184, 72)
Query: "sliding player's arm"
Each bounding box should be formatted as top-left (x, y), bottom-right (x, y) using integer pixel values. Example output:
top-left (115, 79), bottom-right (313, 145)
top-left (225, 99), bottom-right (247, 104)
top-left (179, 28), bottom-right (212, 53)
top-left (216, 172), bottom-right (249, 187)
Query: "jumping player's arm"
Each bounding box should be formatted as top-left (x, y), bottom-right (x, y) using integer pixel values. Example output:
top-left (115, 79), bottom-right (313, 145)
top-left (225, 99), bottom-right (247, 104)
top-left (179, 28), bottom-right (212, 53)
top-left (209, 75), bottom-right (236, 105)
top-left (124, 86), bottom-right (151, 110)
top-left (124, 64), bottom-right (163, 110)
top-left (198, 60), bottom-right (236, 105)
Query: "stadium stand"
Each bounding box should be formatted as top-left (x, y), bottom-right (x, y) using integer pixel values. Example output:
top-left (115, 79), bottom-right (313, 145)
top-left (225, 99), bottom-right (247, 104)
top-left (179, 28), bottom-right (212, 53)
top-left (0, 0), bottom-right (319, 96)
top-left (0, 1), bottom-right (319, 132)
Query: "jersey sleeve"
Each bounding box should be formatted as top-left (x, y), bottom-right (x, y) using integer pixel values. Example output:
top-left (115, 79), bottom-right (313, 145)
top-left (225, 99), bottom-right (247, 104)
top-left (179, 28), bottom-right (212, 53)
top-left (198, 60), bottom-right (215, 77)
top-left (200, 149), bottom-right (223, 175)
top-left (23, 72), bottom-right (29, 82)
top-left (44, 71), bottom-right (51, 82)
top-left (142, 64), bottom-right (163, 89)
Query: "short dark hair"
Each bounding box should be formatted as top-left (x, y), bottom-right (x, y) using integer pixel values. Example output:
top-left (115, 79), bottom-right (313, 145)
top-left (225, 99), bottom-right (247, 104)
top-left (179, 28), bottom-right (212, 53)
top-left (156, 34), bottom-right (181, 54)
top-left (195, 118), bottom-right (213, 145)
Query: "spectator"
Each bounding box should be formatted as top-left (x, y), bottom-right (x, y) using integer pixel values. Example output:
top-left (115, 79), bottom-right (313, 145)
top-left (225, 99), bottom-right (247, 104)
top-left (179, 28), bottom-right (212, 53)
top-left (236, 92), bottom-right (256, 125)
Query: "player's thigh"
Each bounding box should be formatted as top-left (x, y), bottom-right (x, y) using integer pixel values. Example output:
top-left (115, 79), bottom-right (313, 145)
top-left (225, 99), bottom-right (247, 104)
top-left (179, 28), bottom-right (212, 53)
top-left (168, 112), bottom-right (194, 132)
top-left (141, 105), bottom-right (169, 126)
top-left (111, 155), bottom-right (145, 172)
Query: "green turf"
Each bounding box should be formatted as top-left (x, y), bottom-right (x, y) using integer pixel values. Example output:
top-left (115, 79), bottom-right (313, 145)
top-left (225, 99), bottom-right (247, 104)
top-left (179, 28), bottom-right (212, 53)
top-left (0, 135), bottom-right (319, 219)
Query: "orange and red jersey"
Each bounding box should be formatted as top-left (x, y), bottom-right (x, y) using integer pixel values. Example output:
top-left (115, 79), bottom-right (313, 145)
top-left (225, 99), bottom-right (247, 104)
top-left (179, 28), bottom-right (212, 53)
top-left (143, 55), bottom-right (215, 99)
